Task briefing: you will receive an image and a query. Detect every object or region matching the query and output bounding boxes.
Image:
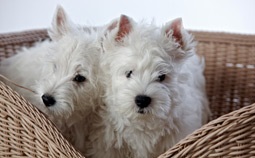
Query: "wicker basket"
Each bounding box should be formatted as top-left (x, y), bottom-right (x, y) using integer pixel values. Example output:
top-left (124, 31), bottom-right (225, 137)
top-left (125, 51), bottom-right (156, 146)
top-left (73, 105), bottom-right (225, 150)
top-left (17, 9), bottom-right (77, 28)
top-left (1, 29), bottom-right (255, 157)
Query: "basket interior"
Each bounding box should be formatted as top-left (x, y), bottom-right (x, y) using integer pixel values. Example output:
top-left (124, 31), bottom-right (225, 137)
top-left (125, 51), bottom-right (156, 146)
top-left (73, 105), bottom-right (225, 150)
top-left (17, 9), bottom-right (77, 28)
top-left (1, 29), bottom-right (255, 120)
top-left (1, 29), bottom-right (255, 157)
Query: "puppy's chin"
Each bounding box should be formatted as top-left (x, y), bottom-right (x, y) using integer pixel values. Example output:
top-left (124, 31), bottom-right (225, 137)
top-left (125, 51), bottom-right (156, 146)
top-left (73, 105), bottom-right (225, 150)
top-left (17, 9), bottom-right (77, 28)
top-left (32, 102), bottom-right (50, 115)
top-left (136, 108), bottom-right (154, 120)
top-left (137, 108), bottom-right (145, 114)
top-left (137, 107), bottom-right (151, 115)
top-left (135, 106), bottom-right (169, 121)
top-left (137, 108), bottom-right (151, 115)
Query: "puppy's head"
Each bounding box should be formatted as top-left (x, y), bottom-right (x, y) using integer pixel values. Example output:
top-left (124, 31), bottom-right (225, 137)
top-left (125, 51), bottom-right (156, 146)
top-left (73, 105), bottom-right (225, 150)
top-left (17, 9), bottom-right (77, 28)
top-left (101, 15), bottom-right (195, 121)
top-left (34, 6), bottom-right (100, 121)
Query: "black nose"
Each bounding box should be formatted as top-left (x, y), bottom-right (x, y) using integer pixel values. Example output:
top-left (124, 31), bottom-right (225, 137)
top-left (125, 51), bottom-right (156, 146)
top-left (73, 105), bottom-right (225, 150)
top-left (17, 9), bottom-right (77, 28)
top-left (135, 95), bottom-right (151, 108)
top-left (42, 94), bottom-right (56, 107)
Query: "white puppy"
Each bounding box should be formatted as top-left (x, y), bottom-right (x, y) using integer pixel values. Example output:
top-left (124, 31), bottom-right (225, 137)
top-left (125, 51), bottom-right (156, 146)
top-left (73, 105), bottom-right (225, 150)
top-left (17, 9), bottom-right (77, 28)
top-left (0, 6), bottom-right (102, 152)
top-left (86, 15), bottom-right (210, 158)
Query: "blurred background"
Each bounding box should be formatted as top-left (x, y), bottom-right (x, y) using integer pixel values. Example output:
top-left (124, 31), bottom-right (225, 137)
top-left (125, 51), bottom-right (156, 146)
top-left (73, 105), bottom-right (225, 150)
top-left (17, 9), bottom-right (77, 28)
top-left (0, 0), bottom-right (254, 34)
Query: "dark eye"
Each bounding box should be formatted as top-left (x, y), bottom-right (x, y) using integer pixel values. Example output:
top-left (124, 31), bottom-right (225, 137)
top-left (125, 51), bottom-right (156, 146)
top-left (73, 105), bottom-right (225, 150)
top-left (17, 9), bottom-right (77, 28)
top-left (158, 74), bottom-right (166, 82)
top-left (126, 70), bottom-right (133, 78)
top-left (73, 74), bottom-right (86, 82)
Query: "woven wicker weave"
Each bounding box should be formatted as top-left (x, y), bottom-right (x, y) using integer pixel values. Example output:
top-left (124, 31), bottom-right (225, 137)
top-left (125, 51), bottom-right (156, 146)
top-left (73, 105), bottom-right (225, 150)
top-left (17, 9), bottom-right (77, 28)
top-left (191, 31), bottom-right (255, 120)
top-left (0, 29), bottom-right (49, 62)
top-left (0, 81), bottom-right (85, 158)
top-left (0, 29), bottom-right (255, 157)
top-left (158, 103), bottom-right (255, 158)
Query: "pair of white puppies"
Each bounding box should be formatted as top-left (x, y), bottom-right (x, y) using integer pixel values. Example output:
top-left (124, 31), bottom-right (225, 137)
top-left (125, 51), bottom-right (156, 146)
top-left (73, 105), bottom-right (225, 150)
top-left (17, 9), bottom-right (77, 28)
top-left (0, 6), bottom-right (210, 158)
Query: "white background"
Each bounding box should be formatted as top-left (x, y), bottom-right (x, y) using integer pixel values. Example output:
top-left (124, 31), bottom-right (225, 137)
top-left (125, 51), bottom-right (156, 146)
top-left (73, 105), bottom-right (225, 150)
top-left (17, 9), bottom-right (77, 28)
top-left (0, 0), bottom-right (255, 34)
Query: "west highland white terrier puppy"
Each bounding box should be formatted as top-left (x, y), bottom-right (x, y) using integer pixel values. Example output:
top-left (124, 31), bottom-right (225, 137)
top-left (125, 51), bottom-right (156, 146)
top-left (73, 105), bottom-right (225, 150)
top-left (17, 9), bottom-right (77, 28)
top-left (0, 6), bottom-right (101, 151)
top-left (86, 15), bottom-right (210, 158)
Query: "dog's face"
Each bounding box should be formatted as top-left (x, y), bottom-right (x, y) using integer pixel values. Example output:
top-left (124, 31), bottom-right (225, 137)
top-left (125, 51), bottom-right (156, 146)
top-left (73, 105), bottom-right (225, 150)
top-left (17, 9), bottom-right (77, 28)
top-left (104, 46), bottom-right (173, 120)
top-left (34, 7), bottom-right (100, 119)
top-left (101, 15), bottom-right (195, 120)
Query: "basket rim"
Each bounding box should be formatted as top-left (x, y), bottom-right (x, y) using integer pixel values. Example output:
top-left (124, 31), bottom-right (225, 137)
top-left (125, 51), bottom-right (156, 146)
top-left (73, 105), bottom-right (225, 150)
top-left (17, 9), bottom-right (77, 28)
top-left (1, 28), bottom-right (255, 46)
top-left (0, 29), bottom-right (49, 46)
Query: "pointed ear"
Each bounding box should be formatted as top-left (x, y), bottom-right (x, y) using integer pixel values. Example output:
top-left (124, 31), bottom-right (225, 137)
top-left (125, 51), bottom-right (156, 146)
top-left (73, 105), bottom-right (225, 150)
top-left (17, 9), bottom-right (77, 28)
top-left (105, 15), bottom-right (133, 42)
top-left (48, 6), bottom-right (76, 40)
top-left (164, 18), bottom-right (183, 47)
top-left (163, 18), bottom-right (195, 61)
top-left (115, 15), bottom-right (133, 42)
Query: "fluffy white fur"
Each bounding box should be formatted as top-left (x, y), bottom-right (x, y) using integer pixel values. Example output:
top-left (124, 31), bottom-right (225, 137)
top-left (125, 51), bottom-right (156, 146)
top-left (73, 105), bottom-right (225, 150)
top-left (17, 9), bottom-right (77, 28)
top-left (85, 15), bottom-right (211, 158)
top-left (0, 6), bottom-right (102, 152)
